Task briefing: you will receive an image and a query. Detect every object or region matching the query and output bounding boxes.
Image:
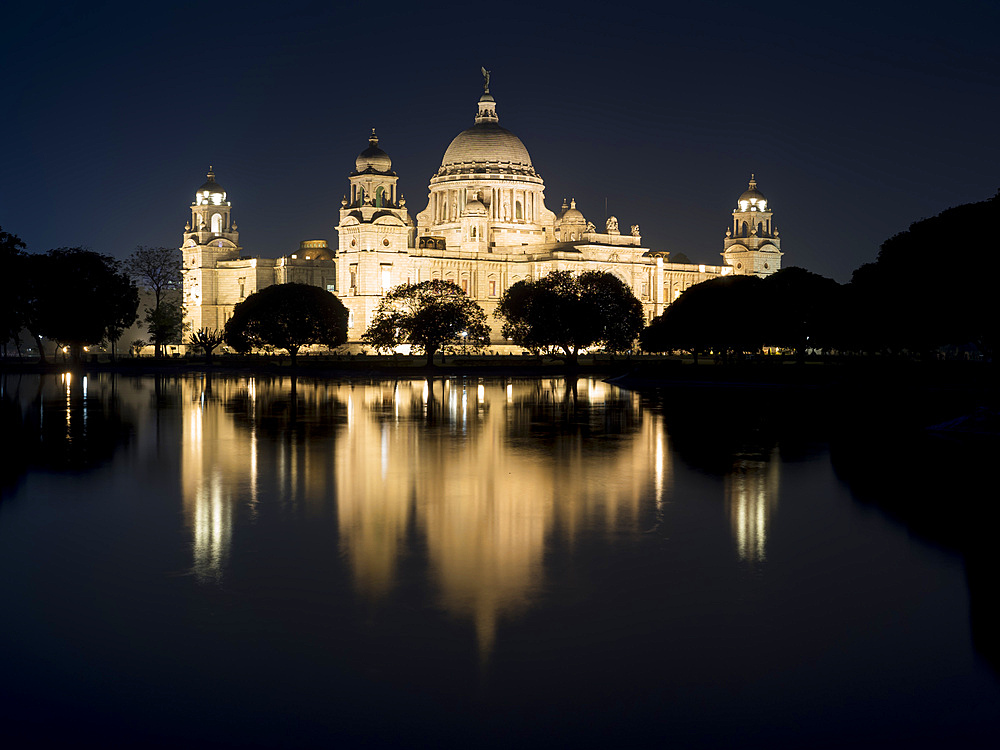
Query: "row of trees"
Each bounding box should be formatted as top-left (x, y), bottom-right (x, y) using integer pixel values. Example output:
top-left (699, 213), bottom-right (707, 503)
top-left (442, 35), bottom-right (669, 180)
top-left (642, 190), bottom-right (999, 362)
top-left (215, 272), bottom-right (644, 366)
top-left (1, 228), bottom-right (184, 361)
top-left (7, 190), bottom-right (995, 364)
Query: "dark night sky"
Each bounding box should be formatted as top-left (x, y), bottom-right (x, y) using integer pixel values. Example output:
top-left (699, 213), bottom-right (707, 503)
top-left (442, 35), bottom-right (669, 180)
top-left (2, 0), bottom-right (997, 282)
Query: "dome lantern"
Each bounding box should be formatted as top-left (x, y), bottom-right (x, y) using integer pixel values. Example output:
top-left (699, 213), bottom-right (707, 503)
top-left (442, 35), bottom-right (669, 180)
top-left (196, 166), bottom-right (227, 206)
top-left (737, 174), bottom-right (767, 212)
top-left (354, 128), bottom-right (393, 174)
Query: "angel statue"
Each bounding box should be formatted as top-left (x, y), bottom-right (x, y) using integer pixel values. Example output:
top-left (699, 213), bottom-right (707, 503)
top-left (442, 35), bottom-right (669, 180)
top-left (481, 67), bottom-right (491, 93)
top-left (606, 216), bottom-right (619, 233)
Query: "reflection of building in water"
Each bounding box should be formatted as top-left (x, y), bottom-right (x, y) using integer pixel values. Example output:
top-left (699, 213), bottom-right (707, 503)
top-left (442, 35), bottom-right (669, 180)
top-left (334, 378), bottom-right (666, 657)
top-left (180, 375), bottom-right (345, 582)
top-left (176, 375), bottom-right (670, 655)
top-left (724, 452), bottom-right (780, 562)
top-left (181, 376), bottom-right (244, 582)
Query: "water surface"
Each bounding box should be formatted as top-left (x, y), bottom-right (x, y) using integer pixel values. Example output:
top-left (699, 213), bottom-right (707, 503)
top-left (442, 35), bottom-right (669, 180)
top-left (0, 373), bottom-right (996, 748)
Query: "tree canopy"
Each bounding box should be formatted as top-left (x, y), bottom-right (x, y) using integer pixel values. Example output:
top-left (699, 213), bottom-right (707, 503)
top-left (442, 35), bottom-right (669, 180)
top-left (759, 267), bottom-right (843, 360)
top-left (189, 328), bottom-right (225, 362)
top-left (126, 245), bottom-right (182, 356)
top-left (363, 280), bottom-right (491, 365)
top-left (0, 227), bottom-right (28, 354)
top-left (495, 270), bottom-right (644, 364)
top-left (24, 248), bottom-right (139, 361)
top-left (848, 191), bottom-right (999, 358)
top-left (223, 283), bottom-right (348, 361)
top-left (640, 275), bottom-right (763, 362)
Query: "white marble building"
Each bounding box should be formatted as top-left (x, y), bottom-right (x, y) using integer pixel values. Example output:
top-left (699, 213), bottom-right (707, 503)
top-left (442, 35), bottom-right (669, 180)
top-left (181, 78), bottom-right (782, 342)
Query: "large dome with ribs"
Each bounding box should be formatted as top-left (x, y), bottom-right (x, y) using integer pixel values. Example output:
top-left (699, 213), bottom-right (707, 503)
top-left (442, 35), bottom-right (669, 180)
top-left (437, 93), bottom-right (536, 176)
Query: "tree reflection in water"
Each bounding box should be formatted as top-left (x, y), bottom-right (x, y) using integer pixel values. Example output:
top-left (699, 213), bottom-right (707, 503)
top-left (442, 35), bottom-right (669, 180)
top-left (0, 373), bottom-right (135, 493)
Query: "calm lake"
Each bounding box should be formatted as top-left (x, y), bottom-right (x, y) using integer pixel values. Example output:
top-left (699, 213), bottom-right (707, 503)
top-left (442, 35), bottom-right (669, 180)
top-left (1, 372), bottom-right (997, 748)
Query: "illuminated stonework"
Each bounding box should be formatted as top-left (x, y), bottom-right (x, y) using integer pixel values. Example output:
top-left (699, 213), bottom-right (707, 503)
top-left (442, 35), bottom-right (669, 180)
top-left (181, 79), bottom-right (786, 342)
top-left (181, 169), bottom-right (336, 334)
top-left (722, 175), bottom-right (784, 277)
top-left (336, 82), bottom-right (744, 337)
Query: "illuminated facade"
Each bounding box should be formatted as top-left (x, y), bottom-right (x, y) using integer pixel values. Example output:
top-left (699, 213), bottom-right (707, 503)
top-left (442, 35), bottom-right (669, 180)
top-left (181, 169), bottom-right (336, 333)
top-left (181, 80), bottom-right (784, 341)
top-left (722, 175), bottom-right (783, 276)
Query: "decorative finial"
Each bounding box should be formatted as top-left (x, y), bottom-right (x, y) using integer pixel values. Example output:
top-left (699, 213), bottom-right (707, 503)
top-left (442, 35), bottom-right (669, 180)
top-left (570, 198), bottom-right (577, 209)
top-left (749, 173), bottom-right (756, 188)
top-left (207, 165), bottom-right (215, 180)
top-left (481, 67), bottom-right (491, 93)
top-left (561, 198), bottom-right (568, 210)
top-left (370, 128), bottom-right (378, 146)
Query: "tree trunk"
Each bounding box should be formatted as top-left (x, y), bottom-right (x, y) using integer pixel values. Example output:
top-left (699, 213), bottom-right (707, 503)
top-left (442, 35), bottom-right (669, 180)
top-left (32, 333), bottom-right (47, 363)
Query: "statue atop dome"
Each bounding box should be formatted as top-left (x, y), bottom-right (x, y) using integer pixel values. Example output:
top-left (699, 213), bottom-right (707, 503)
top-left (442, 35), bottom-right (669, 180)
top-left (481, 67), bottom-right (491, 93)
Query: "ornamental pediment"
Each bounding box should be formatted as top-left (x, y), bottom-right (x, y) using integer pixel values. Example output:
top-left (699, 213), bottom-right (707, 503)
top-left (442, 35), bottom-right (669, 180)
top-left (371, 211), bottom-right (405, 226)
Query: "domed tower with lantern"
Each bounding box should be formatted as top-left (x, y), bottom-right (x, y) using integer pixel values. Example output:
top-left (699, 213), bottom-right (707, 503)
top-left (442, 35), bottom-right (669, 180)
top-left (336, 130), bottom-right (415, 336)
top-left (415, 68), bottom-right (557, 253)
top-left (722, 175), bottom-right (783, 276)
top-left (181, 167), bottom-right (242, 332)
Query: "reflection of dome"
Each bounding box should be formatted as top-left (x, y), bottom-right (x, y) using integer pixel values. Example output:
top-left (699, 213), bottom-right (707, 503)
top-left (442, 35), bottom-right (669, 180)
top-left (355, 130), bottom-right (393, 173)
top-left (438, 93), bottom-right (535, 176)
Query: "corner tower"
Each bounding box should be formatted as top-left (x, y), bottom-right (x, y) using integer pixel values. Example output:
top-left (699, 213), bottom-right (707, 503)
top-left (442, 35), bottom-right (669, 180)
top-left (181, 167), bottom-right (242, 332)
top-left (336, 131), bottom-right (414, 336)
top-left (722, 175), bottom-right (782, 276)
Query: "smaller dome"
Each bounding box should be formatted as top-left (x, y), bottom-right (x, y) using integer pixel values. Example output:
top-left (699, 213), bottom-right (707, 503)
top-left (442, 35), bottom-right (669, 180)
top-left (738, 175), bottom-right (767, 210)
top-left (558, 198), bottom-right (586, 225)
top-left (462, 198), bottom-right (487, 217)
top-left (198, 167), bottom-right (225, 197)
top-left (355, 129), bottom-right (392, 173)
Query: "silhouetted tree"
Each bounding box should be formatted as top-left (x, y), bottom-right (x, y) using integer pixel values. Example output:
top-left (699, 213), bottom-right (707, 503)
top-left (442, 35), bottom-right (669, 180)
top-left (495, 270), bottom-right (643, 365)
top-left (224, 283), bottom-right (348, 363)
top-left (24, 248), bottom-right (139, 362)
top-left (640, 275), bottom-right (763, 362)
top-left (145, 299), bottom-right (184, 356)
top-left (0, 227), bottom-right (28, 356)
top-left (126, 246), bottom-right (182, 357)
top-left (760, 267), bottom-right (842, 361)
top-left (189, 328), bottom-right (225, 362)
top-left (849, 191), bottom-right (999, 359)
top-left (364, 280), bottom-right (490, 366)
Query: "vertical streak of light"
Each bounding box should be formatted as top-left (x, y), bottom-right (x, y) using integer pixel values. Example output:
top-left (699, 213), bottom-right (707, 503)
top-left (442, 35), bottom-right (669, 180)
top-left (654, 424), bottom-right (664, 511)
top-left (381, 424), bottom-right (389, 480)
top-left (249, 425), bottom-right (259, 518)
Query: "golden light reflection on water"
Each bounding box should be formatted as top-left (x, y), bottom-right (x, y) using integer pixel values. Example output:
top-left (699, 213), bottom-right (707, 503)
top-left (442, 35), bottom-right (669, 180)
top-left (724, 453), bottom-right (779, 563)
top-left (176, 375), bottom-right (786, 654)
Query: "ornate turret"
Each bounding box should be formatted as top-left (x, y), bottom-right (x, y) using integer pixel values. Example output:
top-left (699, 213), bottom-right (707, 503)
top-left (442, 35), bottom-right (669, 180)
top-left (180, 166), bottom-right (243, 334)
top-left (347, 129), bottom-right (400, 209)
top-left (188, 167), bottom-right (239, 240)
top-left (722, 174), bottom-right (782, 276)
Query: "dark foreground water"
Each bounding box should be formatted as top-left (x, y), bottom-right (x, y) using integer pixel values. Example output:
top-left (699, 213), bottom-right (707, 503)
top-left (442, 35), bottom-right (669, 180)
top-left (0, 373), bottom-right (997, 748)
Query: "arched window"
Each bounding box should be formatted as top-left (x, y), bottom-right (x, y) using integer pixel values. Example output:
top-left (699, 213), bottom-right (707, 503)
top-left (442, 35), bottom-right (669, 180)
top-left (515, 201), bottom-right (523, 220)
top-left (741, 221), bottom-right (749, 237)
top-left (375, 186), bottom-right (384, 208)
top-left (757, 222), bottom-right (763, 235)
top-left (211, 213), bottom-right (223, 233)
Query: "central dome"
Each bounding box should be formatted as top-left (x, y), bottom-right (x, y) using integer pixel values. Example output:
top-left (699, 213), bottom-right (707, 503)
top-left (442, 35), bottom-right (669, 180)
top-left (437, 92), bottom-right (535, 176)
